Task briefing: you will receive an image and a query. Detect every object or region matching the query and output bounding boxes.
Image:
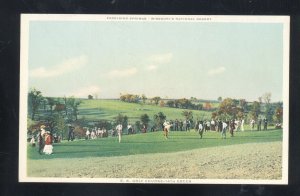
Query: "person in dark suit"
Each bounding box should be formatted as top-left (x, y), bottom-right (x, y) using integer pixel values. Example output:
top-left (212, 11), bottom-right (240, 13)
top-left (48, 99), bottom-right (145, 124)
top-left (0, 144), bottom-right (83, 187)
top-left (218, 119), bottom-right (222, 132)
top-left (174, 119), bottom-right (179, 131)
top-left (263, 118), bottom-right (268, 130)
top-left (179, 120), bottom-right (183, 131)
top-left (68, 125), bottom-right (75, 141)
top-left (38, 125), bottom-right (46, 155)
top-left (257, 119), bottom-right (262, 131)
top-left (230, 119), bottom-right (235, 137)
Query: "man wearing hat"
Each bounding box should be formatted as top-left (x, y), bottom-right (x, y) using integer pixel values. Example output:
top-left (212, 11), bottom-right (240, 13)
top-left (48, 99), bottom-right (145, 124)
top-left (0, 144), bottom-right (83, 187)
top-left (38, 125), bottom-right (46, 155)
top-left (67, 124), bottom-right (75, 141)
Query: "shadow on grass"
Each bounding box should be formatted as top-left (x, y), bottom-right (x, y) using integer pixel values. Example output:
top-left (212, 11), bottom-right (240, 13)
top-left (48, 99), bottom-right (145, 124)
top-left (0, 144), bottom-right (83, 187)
top-left (56, 144), bottom-right (112, 147)
top-left (171, 137), bottom-right (219, 140)
top-left (123, 140), bottom-right (177, 144)
top-left (29, 148), bottom-right (179, 160)
top-left (56, 140), bottom-right (175, 146)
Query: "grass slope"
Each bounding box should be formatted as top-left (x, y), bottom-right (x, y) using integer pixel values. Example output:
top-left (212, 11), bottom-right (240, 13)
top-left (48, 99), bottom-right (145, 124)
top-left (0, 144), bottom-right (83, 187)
top-left (78, 99), bottom-right (212, 122)
top-left (28, 129), bottom-right (282, 160)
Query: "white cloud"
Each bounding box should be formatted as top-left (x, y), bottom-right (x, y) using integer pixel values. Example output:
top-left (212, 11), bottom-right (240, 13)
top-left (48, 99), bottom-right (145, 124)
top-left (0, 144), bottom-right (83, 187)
top-left (69, 85), bottom-right (101, 98)
top-left (108, 67), bottom-right (137, 77)
top-left (207, 66), bottom-right (226, 76)
top-left (146, 65), bottom-right (157, 71)
top-left (149, 52), bottom-right (173, 64)
top-left (30, 55), bottom-right (88, 78)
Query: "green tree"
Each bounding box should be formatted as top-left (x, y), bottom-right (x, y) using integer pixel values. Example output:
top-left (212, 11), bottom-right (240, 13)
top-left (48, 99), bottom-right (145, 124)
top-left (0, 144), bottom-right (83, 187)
top-left (177, 98), bottom-right (191, 109)
top-left (119, 93), bottom-right (140, 103)
top-left (153, 112), bottom-right (166, 129)
top-left (239, 99), bottom-right (247, 112)
top-left (250, 101), bottom-right (261, 120)
top-left (28, 88), bottom-right (43, 120)
top-left (152, 96), bottom-right (161, 105)
top-left (63, 96), bottom-right (68, 116)
top-left (190, 97), bottom-right (197, 102)
top-left (217, 98), bottom-right (242, 119)
top-left (159, 100), bottom-right (165, 107)
top-left (262, 92), bottom-right (273, 122)
top-left (135, 121), bottom-right (142, 132)
top-left (46, 97), bottom-right (56, 115)
top-left (217, 96), bottom-right (222, 102)
top-left (140, 114), bottom-right (150, 127)
top-left (95, 120), bottom-right (112, 130)
top-left (265, 104), bottom-right (275, 122)
top-left (115, 113), bottom-right (128, 128)
top-left (182, 110), bottom-right (193, 120)
top-left (196, 103), bottom-right (203, 110)
top-left (45, 113), bottom-right (66, 135)
top-left (55, 113), bottom-right (67, 138)
top-left (67, 97), bottom-right (81, 121)
top-left (120, 94), bottom-right (126, 102)
top-left (166, 100), bottom-right (175, 107)
top-left (174, 99), bottom-right (180, 108)
top-left (41, 98), bottom-right (47, 111)
top-left (258, 96), bottom-right (263, 104)
top-left (141, 94), bottom-right (147, 104)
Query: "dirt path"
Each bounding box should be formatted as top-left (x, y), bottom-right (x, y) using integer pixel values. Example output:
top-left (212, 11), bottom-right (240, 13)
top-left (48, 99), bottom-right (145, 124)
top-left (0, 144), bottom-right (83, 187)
top-left (28, 141), bottom-right (282, 180)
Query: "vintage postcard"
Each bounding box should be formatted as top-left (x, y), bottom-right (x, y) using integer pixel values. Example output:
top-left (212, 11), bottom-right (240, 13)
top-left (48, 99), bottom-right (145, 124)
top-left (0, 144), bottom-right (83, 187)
top-left (19, 14), bottom-right (289, 184)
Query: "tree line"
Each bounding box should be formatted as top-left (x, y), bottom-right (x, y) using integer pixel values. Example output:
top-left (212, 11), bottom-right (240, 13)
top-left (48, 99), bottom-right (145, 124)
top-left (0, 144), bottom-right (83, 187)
top-left (119, 93), bottom-right (214, 111)
top-left (212, 93), bottom-right (283, 124)
top-left (28, 88), bottom-right (82, 136)
top-left (27, 89), bottom-right (283, 140)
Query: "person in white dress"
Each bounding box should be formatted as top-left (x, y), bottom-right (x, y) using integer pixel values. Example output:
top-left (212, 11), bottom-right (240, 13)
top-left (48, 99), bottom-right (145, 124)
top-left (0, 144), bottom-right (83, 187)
top-left (250, 119), bottom-right (255, 131)
top-left (241, 119), bottom-right (245, 131)
top-left (43, 131), bottom-right (53, 155)
top-left (116, 124), bottom-right (123, 143)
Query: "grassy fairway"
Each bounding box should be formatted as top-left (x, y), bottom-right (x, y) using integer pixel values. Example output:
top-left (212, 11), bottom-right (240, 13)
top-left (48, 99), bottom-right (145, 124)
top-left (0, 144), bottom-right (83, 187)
top-left (28, 129), bottom-right (282, 160)
top-left (78, 99), bottom-right (212, 122)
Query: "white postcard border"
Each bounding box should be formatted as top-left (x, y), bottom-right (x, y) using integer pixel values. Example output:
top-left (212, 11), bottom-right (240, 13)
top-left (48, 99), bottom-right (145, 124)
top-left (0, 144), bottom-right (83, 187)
top-left (19, 14), bottom-right (290, 184)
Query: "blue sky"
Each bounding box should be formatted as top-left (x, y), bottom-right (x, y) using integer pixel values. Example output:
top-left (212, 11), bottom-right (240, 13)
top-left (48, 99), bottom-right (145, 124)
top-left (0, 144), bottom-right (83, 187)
top-left (28, 21), bottom-right (284, 102)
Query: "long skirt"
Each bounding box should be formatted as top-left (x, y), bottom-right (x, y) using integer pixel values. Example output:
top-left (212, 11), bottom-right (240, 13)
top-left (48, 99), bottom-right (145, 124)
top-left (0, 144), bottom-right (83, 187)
top-left (43, 144), bottom-right (53, 154)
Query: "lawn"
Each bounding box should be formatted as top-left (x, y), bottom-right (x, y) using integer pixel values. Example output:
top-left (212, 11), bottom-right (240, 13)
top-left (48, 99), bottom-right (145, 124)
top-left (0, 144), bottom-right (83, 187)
top-left (28, 128), bottom-right (282, 160)
top-left (78, 99), bottom-right (213, 122)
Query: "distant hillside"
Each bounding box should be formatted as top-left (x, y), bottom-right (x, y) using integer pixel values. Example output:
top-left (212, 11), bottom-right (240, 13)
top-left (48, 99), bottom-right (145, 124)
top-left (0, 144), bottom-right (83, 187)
top-left (78, 99), bottom-right (213, 123)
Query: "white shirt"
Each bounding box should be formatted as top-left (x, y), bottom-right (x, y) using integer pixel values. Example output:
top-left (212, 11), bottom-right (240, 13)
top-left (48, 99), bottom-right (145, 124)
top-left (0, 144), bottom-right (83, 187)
top-left (163, 121), bottom-right (169, 127)
top-left (116, 124), bottom-right (123, 132)
top-left (198, 124), bottom-right (203, 130)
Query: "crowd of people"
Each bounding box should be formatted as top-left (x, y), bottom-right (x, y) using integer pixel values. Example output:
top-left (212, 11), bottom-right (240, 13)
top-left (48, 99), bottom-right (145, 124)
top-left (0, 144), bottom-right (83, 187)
top-left (84, 127), bottom-right (109, 140)
top-left (29, 117), bottom-right (275, 154)
top-left (159, 119), bottom-right (245, 139)
top-left (250, 118), bottom-right (269, 131)
top-left (160, 118), bottom-right (271, 139)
